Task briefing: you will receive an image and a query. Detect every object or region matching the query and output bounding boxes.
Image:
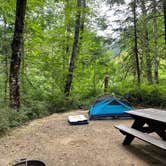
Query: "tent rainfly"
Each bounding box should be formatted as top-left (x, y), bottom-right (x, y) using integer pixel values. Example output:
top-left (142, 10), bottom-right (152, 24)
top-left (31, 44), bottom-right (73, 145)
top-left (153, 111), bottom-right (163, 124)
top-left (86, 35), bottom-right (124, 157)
top-left (89, 96), bottom-right (133, 120)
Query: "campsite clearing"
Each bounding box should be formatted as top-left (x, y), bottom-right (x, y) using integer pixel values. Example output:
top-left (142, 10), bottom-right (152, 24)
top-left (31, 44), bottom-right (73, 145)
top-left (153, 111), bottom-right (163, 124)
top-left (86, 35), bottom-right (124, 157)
top-left (0, 110), bottom-right (166, 166)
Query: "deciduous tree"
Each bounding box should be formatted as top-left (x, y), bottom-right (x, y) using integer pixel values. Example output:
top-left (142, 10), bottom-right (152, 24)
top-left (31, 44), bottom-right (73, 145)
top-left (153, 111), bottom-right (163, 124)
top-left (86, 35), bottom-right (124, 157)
top-left (9, 0), bottom-right (27, 110)
top-left (64, 0), bottom-right (82, 96)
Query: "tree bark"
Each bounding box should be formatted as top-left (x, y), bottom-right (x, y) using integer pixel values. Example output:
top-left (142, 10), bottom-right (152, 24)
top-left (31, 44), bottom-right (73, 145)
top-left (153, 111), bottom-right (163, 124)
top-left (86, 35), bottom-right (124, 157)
top-left (64, 0), bottom-right (70, 58)
top-left (152, 0), bottom-right (159, 84)
top-left (140, 0), bottom-right (153, 84)
top-left (78, 0), bottom-right (86, 53)
top-left (64, 0), bottom-right (82, 96)
top-left (80, 0), bottom-right (86, 40)
top-left (9, 0), bottom-right (27, 110)
top-left (2, 17), bottom-right (9, 104)
top-left (104, 75), bottom-right (109, 93)
top-left (63, 0), bottom-right (71, 86)
top-left (132, 0), bottom-right (141, 84)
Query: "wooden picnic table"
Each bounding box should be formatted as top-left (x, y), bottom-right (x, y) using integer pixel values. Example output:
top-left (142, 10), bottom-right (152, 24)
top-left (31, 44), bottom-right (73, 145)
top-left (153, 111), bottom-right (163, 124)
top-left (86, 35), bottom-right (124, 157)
top-left (115, 108), bottom-right (166, 150)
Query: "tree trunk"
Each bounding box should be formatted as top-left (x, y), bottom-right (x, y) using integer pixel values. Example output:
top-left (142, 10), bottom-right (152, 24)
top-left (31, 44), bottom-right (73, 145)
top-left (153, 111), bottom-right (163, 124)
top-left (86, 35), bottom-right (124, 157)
top-left (2, 17), bottom-right (9, 104)
top-left (163, 0), bottom-right (166, 44)
top-left (63, 0), bottom-right (71, 87)
top-left (104, 75), bottom-right (109, 93)
top-left (78, 0), bottom-right (86, 53)
top-left (9, 0), bottom-right (27, 110)
top-left (64, 0), bottom-right (82, 96)
top-left (64, 0), bottom-right (70, 58)
top-left (152, 0), bottom-right (159, 84)
top-left (93, 65), bottom-right (96, 94)
top-left (140, 0), bottom-right (153, 84)
top-left (80, 0), bottom-right (86, 40)
top-left (132, 0), bottom-right (141, 84)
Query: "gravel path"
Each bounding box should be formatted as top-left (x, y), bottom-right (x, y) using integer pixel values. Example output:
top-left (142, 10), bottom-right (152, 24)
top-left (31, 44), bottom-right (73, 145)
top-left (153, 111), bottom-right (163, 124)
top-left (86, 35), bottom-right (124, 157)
top-left (0, 110), bottom-right (165, 166)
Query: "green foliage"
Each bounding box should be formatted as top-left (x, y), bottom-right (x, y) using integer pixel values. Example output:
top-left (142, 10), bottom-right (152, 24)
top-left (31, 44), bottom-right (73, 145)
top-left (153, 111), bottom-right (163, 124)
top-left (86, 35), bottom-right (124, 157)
top-left (110, 83), bottom-right (166, 108)
top-left (0, 0), bottom-right (166, 135)
top-left (21, 101), bottom-right (50, 119)
top-left (0, 110), bottom-right (9, 134)
top-left (0, 102), bottom-right (50, 135)
top-left (46, 94), bottom-right (78, 113)
top-left (7, 110), bottom-right (29, 128)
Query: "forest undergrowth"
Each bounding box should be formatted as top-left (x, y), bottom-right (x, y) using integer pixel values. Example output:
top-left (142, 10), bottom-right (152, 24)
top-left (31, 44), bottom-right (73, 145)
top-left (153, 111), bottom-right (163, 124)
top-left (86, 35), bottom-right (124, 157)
top-left (0, 83), bottom-right (166, 135)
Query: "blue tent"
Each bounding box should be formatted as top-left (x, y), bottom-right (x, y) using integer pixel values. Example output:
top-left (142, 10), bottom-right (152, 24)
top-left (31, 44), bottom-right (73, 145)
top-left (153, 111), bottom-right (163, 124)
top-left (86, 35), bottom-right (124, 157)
top-left (89, 96), bottom-right (133, 119)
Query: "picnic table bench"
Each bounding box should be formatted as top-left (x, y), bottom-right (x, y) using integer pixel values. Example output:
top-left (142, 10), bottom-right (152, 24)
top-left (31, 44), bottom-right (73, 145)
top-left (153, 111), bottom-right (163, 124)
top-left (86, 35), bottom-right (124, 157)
top-left (115, 108), bottom-right (166, 150)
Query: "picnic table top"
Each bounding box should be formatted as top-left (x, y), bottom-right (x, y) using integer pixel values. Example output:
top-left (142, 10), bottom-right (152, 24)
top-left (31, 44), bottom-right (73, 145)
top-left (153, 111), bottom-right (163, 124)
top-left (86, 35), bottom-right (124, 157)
top-left (126, 108), bottom-right (166, 123)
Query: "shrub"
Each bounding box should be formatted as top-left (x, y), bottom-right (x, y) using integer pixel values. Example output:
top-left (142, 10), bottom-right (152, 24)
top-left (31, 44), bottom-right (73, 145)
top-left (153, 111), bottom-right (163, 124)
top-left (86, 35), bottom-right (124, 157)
top-left (0, 109), bottom-right (9, 134)
top-left (8, 110), bottom-right (29, 128)
top-left (111, 84), bottom-right (166, 108)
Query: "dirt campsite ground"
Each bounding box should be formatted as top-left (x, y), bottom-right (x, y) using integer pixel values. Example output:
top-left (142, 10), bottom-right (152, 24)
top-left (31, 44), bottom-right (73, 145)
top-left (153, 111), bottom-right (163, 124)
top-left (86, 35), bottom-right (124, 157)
top-left (0, 110), bottom-right (166, 166)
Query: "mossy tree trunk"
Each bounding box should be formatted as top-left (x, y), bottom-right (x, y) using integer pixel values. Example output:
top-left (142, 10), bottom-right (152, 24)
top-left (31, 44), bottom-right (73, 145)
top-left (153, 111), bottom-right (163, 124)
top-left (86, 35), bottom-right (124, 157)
top-left (140, 0), bottom-right (153, 84)
top-left (64, 0), bottom-right (82, 96)
top-left (152, 0), bottom-right (159, 84)
top-left (9, 0), bottom-right (27, 110)
top-left (132, 0), bottom-right (141, 85)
